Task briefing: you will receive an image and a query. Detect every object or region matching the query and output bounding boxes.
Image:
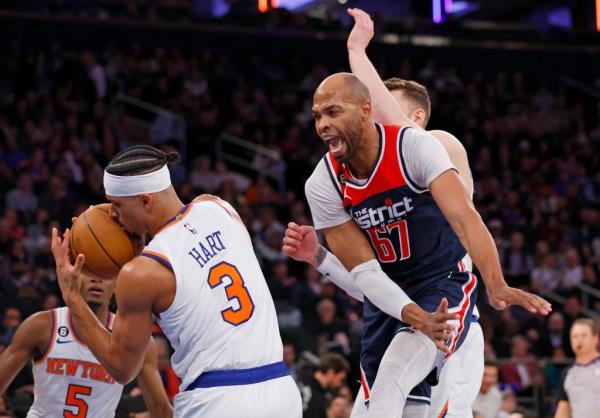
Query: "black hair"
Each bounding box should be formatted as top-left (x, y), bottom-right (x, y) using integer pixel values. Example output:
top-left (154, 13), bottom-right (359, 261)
top-left (105, 144), bottom-right (180, 176)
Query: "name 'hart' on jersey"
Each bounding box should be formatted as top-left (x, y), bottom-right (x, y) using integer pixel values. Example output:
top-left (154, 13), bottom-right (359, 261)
top-left (323, 124), bottom-right (467, 288)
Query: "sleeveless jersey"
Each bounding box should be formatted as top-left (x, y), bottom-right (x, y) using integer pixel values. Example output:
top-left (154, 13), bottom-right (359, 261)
top-left (324, 124), bottom-right (467, 288)
top-left (28, 307), bottom-right (122, 418)
top-left (142, 201), bottom-right (284, 391)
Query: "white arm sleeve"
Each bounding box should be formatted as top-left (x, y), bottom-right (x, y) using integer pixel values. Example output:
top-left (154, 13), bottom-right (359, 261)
top-left (402, 128), bottom-right (456, 189)
top-left (350, 259), bottom-right (414, 322)
top-left (317, 249), bottom-right (364, 301)
top-left (305, 159), bottom-right (352, 229)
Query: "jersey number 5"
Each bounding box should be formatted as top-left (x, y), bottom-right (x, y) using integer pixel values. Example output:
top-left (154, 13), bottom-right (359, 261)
top-left (64, 384), bottom-right (92, 418)
top-left (208, 261), bottom-right (255, 325)
top-left (367, 220), bottom-right (411, 263)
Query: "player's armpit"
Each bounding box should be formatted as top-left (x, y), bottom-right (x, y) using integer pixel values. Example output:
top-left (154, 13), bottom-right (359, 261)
top-left (0, 311), bottom-right (52, 394)
top-left (554, 401), bottom-right (571, 418)
top-left (137, 337), bottom-right (173, 418)
top-left (322, 220), bottom-right (378, 271)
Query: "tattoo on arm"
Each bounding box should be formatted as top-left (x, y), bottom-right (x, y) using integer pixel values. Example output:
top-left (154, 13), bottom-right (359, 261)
top-left (314, 245), bottom-right (328, 267)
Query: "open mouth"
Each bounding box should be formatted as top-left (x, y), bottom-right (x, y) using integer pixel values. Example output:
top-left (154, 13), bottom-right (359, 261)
top-left (326, 136), bottom-right (344, 153)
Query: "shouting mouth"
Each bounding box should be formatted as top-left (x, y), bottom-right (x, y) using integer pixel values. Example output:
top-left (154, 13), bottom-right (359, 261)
top-left (325, 136), bottom-right (345, 154)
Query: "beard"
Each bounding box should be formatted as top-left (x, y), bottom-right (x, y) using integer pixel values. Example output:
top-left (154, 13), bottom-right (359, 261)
top-left (333, 120), bottom-right (363, 164)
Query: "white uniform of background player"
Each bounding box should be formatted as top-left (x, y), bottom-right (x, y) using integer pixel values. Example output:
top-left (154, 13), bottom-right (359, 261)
top-left (28, 307), bottom-right (122, 418)
top-left (305, 127), bottom-right (484, 418)
top-left (142, 200), bottom-right (301, 418)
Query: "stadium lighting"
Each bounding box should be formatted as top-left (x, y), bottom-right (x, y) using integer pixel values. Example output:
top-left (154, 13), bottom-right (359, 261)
top-left (432, 0), bottom-right (442, 23)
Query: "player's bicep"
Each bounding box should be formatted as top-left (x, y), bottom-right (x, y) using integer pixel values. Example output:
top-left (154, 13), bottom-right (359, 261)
top-left (322, 220), bottom-right (377, 271)
top-left (111, 267), bottom-right (157, 380)
top-left (430, 170), bottom-right (478, 224)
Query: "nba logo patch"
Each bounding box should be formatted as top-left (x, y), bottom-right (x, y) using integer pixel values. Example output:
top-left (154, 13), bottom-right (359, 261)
top-left (184, 223), bottom-right (198, 234)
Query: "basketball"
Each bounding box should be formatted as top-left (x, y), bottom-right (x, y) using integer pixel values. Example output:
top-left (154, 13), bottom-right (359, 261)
top-left (70, 204), bottom-right (138, 280)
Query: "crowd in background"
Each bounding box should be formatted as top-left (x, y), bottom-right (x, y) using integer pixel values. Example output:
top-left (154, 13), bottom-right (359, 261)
top-left (0, 18), bottom-right (599, 417)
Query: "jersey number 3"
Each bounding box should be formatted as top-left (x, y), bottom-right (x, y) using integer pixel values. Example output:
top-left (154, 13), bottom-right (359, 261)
top-left (367, 220), bottom-right (411, 263)
top-left (208, 261), bottom-right (255, 325)
top-left (64, 384), bottom-right (92, 418)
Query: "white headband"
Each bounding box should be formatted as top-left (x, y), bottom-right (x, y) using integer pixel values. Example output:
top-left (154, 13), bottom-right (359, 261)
top-left (103, 165), bottom-right (172, 197)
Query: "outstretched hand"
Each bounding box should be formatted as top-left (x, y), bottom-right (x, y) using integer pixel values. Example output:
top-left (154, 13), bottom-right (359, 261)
top-left (51, 227), bottom-right (85, 305)
top-left (487, 284), bottom-right (552, 315)
top-left (347, 8), bottom-right (375, 52)
top-left (403, 298), bottom-right (459, 353)
top-left (282, 222), bottom-right (320, 265)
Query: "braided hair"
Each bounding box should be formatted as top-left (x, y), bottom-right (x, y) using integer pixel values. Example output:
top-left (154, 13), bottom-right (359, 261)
top-left (105, 145), bottom-right (180, 176)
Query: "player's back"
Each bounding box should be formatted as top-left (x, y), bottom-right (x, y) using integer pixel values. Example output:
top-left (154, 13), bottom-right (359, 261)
top-left (143, 201), bottom-right (284, 391)
top-left (28, 307), bottom-right (123, 418)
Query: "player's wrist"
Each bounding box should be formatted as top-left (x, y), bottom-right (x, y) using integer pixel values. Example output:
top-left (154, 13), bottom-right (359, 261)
top-left (312, 245), bottom-right (328, 267)
top-left (400, 303), bottom-right (428, 328)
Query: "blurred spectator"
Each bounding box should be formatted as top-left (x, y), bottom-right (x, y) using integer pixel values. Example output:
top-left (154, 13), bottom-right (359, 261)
top-left (539, 312), bottom-right (572, 358)
top-left (500, 336), bottom-right (543, 395)
top-left (559, 248), bottom-right (583, 292)
top-left (473, 362), bottom-right (503, 418)
top-left (326, 396), bottom-right (352, 418)
top-left (501, 231), bottom-right (534, 286)
top-left (298, 353), bottom-right (349, 418)
top-left (0, 308), bottom-right (22, 346)
top-left (531, 254), bottom-right (560, 293)
top-left (315, 299), bottom-right (350, 356)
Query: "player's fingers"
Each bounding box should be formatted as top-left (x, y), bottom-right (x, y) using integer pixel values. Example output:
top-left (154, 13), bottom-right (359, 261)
top-left (282, 236), bottom-right (300, 247)
top-left (435, 340), bottom-right (451, 353)
top-left (74, 254), bottom-right (85, 273)
top-left (51, 227), bottom-right (61, 258)
top-left (285, 229), bottom-right (303, 241)
top-left (298, 225), bottom-right (315, 234)
top-left (282, 245), bottom-right (297, 255)
top-left (435, 297), bottom-right (448, 314)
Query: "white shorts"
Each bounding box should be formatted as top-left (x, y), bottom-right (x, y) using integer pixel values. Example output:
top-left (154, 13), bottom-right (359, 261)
top-left (174, 375), bottom-right (302, 418)
top-left (429, 320), bottom-right (484, 418)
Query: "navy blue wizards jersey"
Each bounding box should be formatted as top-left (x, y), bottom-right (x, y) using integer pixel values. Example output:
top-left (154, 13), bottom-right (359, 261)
top-left (323, 124), bottom-right (467, 288)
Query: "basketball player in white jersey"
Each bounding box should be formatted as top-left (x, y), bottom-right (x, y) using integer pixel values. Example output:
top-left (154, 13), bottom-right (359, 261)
top-left (50, 145), bottom-right (302, 418)
top-left (0, 272), bottom-right (172, 418)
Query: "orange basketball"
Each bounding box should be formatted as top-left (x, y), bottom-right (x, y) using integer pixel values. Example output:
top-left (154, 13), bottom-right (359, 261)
top-left (70, 204), bottom-right (137, 279)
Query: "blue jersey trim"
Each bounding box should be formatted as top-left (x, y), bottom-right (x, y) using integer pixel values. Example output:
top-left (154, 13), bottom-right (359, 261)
top-left (185, 361), bottom-right (289, 389)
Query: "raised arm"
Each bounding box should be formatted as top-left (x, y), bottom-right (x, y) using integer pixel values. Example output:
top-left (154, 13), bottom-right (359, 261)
top-left (136, 337), bottom-right (173, 418)
top-left (51, 228), bottom-right (166, 384)
top-left (429, 170), bottom-right (550, 314)
top-left (0, 312), bottom-right (50, 394)
top-left (347, 8), bottom-right (422, 129)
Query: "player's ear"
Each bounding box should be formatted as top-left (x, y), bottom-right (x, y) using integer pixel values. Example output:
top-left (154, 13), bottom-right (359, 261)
top-left (139, 193), bottom-right (153, 210)
top-left (413, 108), bottom-right (427, 127)
top-left (360, 100), bottom-right (372, 120)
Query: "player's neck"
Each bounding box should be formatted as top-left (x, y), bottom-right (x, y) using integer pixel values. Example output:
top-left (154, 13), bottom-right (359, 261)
top-left (149, 191), bottom-right (185, 235)
top-left (348, 123), bottom-right (380, 179)
top-left (90, 304), bottom-right (110, 327)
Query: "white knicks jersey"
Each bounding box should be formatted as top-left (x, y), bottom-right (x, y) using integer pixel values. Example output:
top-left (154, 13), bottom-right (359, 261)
top-left (28, 307), bottom-right (122, 418)
top-left (142, 200), bottom-right (284, 391)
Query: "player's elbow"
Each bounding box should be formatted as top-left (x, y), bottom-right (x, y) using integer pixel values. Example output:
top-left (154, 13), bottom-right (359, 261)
top-left (110, 365), bottom-right (138, 385)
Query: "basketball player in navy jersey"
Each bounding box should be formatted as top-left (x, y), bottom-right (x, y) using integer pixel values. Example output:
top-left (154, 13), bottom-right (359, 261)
top-left (302, 70), bottom-right (550, 418)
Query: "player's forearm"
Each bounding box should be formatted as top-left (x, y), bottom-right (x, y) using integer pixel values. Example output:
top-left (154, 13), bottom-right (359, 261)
top-left (347, 49), bottom-right (419, 129)
top-left (68, 297), bottom-right (139, 384)
top-left (314, 246), bottom-right (364, 301)
top-left (453, 210), bottom-right (506, 288)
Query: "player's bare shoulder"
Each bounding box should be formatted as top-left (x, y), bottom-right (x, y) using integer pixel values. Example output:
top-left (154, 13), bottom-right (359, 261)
top-left (12, 310), bottom-right (55, 355)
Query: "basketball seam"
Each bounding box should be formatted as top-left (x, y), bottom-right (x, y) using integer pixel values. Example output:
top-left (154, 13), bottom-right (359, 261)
top-left (83, 209), bottom-right (123, 271)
